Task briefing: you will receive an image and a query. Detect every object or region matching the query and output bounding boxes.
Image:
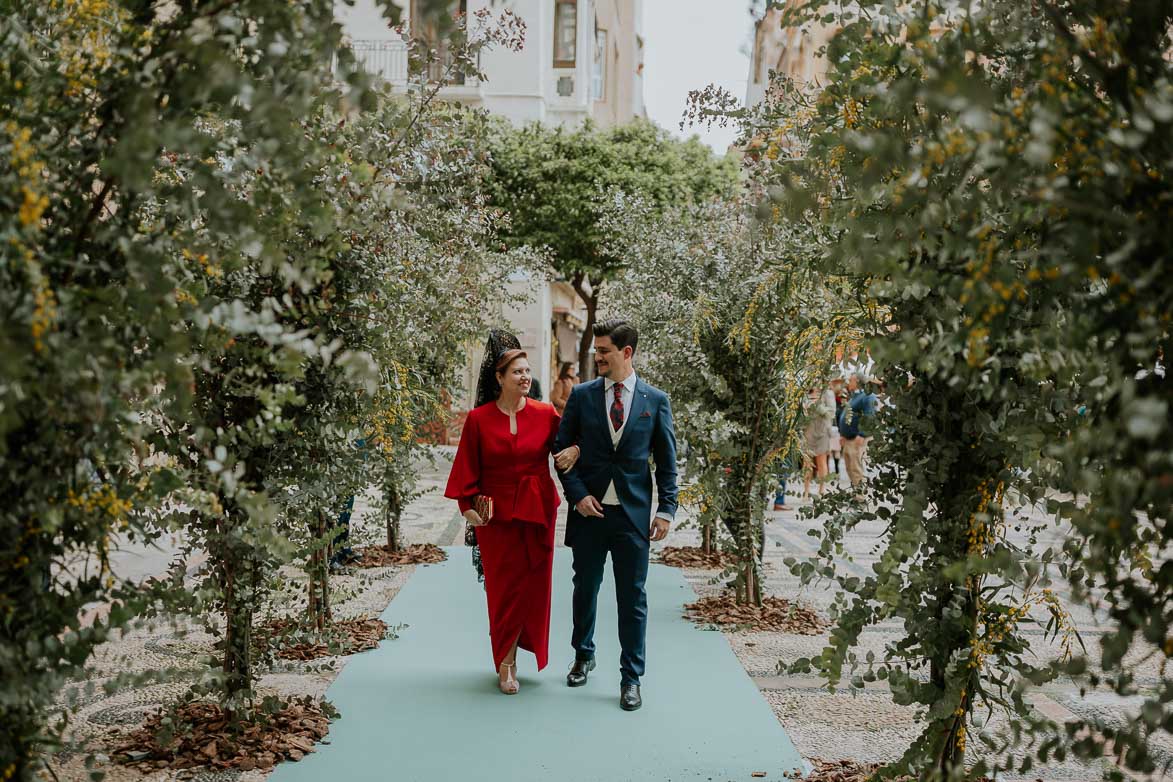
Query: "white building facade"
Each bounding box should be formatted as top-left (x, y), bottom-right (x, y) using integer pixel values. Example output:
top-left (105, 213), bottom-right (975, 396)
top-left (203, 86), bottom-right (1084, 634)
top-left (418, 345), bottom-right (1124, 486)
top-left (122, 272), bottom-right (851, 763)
top-left (334, 0), bottom-right (646, 427)
top-left (336, 0), bottom-right (645, 127)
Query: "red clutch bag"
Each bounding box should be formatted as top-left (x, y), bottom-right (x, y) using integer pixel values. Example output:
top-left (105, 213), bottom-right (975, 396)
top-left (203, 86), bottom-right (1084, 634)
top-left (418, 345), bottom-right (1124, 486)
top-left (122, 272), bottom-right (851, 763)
top-left (474, 494), bottom-right (494, 524)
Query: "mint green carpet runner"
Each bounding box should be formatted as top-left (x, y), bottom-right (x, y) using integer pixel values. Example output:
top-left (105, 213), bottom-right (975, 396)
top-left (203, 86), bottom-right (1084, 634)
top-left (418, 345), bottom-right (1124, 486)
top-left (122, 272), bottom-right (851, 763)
top-left (271, 548), bottom-right (807, 781)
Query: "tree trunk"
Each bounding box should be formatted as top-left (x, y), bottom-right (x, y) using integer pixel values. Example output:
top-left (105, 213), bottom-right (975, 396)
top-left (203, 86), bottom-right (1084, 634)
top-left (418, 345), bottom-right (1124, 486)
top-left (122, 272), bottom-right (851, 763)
top-left (727, 458), bottom-right (764, 607)
top-left (386, 483), bottom-right (403, 551)
top-left (572, 273), bottom-right (600, 381)
top-left (929, 443), bottom-right (981, 776)
top-left (222, 561), bottom-right (252, 706)
top-left (307, 509), bottom-right (331, 631)
top-left (701, 523), bottom-right (714, 556)
top-left (740, 558), bottom-right (762, 607)
top-left (932, 632), bottom-right (969, 774)
top-left (212, 499), bottom-right (255, 716)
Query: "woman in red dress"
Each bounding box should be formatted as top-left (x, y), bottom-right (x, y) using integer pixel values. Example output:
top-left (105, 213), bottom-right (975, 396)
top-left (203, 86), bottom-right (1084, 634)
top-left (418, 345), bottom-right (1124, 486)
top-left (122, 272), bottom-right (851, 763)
top-left (445, 341), bottom-right (579, 694)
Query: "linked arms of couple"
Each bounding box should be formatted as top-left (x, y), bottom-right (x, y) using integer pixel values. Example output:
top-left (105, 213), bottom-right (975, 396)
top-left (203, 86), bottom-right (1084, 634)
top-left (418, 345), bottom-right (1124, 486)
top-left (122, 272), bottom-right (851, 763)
top-left (464, 444), bottom-right (579, 528)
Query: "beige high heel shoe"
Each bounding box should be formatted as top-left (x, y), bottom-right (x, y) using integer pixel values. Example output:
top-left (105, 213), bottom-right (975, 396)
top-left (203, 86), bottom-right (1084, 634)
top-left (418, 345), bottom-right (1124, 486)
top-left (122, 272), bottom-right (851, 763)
top-left (498, 661), bottom-right (519, 695)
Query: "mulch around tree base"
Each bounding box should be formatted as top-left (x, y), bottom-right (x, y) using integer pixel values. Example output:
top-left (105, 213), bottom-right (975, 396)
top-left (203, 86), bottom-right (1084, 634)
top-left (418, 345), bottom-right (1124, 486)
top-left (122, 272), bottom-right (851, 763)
top-left (656, 545), bottom-right (729, 569)
top-left (352, 542), bottom-right (448, 567)
top-left (256, 617), bottom-right (388, 661)
top-left (113, 699), bottom-right (332, 771)
top-left (790, 760), bottom-right (898, 781)
top-left (792, 760), bottom-right (1031, 781)
top-left (683, 594), bottom-right (829, 635)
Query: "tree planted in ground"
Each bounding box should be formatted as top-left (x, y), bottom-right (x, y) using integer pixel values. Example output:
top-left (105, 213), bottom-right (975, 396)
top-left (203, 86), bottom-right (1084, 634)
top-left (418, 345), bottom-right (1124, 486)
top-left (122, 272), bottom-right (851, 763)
top-left (0, 0), bottom-right (364, 771)
top-left (152, 7), bottom-right (524, 690)
top-left (713, 0), bottom-right (1121, 776)
top-left (606, 194), bottom-right (851, 605)
top-left (301, 94), bottom-right (524, 565)
top-left (487, 119), bottom-right (740, 378)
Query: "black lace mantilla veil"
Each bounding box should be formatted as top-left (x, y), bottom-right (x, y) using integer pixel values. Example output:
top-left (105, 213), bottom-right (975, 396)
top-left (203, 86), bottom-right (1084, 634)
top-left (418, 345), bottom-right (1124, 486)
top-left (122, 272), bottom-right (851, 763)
top-left (465, 329), bottom-right (523, 582)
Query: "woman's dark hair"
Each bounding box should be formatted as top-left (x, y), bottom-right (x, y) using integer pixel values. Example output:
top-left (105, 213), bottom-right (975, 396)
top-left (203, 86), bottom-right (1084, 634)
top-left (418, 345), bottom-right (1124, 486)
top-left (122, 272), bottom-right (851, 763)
top-left (593, 318), bottom-right (638, 354)
top-left (558, 362), bottom-right (576, 380)
top-left (495, 349), bottom-right (527, 374)
top-left (475, 329), bottom-right (522, 408)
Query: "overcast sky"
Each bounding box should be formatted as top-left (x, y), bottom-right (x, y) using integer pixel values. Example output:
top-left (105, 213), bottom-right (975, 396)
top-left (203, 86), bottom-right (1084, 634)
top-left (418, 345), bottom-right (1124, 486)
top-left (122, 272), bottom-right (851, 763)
top-left (642, 0), bottom-right (756, 155)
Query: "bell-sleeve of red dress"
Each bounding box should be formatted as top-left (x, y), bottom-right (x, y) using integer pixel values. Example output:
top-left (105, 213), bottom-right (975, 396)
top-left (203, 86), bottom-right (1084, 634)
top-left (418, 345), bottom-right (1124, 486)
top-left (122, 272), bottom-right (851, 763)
top-left (444, 408), bottom-right (480, 514)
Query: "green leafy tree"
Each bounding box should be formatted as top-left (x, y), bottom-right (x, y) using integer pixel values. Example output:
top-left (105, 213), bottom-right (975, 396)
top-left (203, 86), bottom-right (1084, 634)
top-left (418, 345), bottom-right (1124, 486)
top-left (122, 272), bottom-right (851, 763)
top-left (0, 0), bottom-right (354, 772)
top-left (487, 119), bottom-right (739, 378)
top-left (0, 0), bottom-right (524, 770)
top-left (149, 9), bottom-right (523, 701)
top-left (606, 194), bottom-right (851, 605)
top-left (715, 0), bottom-right (1169, 776)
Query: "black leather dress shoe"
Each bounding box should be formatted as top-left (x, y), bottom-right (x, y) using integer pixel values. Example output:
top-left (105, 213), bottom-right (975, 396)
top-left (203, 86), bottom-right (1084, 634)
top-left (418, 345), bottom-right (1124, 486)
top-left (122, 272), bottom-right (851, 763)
top-left (620, 683), bottom-right (642, 711)
top-left (566, 658), bottom-right (595, 687)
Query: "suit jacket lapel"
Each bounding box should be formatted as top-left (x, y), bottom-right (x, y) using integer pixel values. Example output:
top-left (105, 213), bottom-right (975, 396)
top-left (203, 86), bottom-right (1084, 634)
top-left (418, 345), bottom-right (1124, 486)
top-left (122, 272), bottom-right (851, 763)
top-left (616, 379), bottom-right (647, 453)
top-left (590, 379), bottom-right (610, 449)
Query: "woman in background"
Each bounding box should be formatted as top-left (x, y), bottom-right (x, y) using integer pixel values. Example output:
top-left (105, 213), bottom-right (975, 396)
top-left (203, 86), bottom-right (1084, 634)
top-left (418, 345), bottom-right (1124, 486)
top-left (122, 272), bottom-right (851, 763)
top-left (801, 384), bottom-right (837, 500)
top-left (550, 361), bottom-right (578, 415)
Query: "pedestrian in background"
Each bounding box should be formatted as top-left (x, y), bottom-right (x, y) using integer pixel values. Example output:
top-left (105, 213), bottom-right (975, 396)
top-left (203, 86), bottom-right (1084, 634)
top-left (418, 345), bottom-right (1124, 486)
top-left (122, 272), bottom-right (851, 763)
top-left (801, 384), bottom-right (837, 500)
top-left (828, 377), bottom-right (845, 480)
top-left (839, 373), bottom-right (878, 497)
top-left (774, 455), bottom-right (796, 511)
top-left (550, 361), bottom-right (578, 415)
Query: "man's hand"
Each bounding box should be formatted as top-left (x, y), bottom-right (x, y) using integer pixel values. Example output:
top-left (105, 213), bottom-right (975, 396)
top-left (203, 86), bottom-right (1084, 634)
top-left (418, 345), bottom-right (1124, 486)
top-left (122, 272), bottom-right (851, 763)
top-left (649, 517), bottom-right (671, 542)
top-left (554, 445), bottom-right (580, 472)
top-left (463, 509), bottom-right (487, 527)
top-left (575, 496), bottom-right (605, 518)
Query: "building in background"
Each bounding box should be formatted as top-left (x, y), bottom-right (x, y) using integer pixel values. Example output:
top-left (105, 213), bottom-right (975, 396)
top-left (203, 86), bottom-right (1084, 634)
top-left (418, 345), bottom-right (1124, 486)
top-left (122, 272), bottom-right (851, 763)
top-left (337, 0), bottom-right (647, 127)
top-left (334, 1), bottom-right (646, 428)
top-left (745, 1), bottom-right (835, 108)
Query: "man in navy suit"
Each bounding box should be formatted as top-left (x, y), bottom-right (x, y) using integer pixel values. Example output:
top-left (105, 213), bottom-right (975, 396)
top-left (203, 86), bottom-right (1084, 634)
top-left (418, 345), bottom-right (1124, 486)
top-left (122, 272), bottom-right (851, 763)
top-left (553, 318), bottom-right (678, 711)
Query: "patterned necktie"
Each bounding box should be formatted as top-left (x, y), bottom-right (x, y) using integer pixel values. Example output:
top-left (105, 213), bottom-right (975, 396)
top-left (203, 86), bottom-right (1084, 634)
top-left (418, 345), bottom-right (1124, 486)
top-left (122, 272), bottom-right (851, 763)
top-left (610, 382), bottom-right (625, 431)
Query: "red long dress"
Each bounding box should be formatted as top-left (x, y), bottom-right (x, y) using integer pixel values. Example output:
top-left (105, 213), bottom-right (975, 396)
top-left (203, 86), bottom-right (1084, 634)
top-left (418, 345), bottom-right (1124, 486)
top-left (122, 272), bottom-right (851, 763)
top-left (444, 400), bottom-right (562, 671)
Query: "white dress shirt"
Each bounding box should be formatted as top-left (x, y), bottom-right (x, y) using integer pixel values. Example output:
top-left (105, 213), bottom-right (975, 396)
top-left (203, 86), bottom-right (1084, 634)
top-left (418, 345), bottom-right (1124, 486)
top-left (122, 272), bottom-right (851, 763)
top-left (600, 371), bottom-right (672, 523)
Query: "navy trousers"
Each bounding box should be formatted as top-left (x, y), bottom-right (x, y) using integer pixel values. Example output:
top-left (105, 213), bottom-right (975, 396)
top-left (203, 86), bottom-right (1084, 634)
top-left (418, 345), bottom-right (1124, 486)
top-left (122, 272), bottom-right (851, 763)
top-left (570, 504), bottom-right (650, 686)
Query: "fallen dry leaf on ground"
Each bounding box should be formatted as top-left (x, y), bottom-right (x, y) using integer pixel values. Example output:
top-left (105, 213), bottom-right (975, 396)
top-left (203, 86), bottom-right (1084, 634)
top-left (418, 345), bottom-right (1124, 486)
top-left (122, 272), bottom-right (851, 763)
top-left (113, 699), bottom-right (332, 772)
top-left (683, 594), bottom-right (828, 635)
top-left (353, 543), bottom-right (447, 567)
top-left (255, 617), bottom-right (388, 661)
top-left (797, 759), bottom-right (1036, 781)
top-left (657, 545), bottom-right (729, 569)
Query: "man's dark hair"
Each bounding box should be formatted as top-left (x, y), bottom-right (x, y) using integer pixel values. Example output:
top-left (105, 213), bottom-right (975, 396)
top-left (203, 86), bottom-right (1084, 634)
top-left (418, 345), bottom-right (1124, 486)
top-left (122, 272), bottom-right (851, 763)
top-left (593, 318), bottom-right (638, 354)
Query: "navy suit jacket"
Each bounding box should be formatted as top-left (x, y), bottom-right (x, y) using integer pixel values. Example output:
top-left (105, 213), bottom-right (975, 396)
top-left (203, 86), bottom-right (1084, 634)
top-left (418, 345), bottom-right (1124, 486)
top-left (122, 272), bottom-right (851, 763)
top-left (553, 377), bottom-right (679, 544)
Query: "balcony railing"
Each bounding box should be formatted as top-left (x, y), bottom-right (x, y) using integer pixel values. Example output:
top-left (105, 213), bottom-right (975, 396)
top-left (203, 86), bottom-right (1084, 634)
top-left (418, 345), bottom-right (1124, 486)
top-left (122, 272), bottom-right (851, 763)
top-left (347, 39), bottom-right (409, 85)
top-left (343, 39), bottom-right (479, 89)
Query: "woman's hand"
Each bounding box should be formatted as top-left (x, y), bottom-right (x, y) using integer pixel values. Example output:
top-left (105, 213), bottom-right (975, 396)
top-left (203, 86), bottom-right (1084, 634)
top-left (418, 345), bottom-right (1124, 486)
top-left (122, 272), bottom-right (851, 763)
top-left (464, 509), bottom-right (487, 527)
top-left (554, 445), bottom-right (581, 472)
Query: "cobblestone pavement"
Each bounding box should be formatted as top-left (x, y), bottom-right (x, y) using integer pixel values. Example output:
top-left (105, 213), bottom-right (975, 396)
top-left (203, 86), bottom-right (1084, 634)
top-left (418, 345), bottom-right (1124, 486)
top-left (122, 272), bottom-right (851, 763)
top-left (55, 449), bottom-right (1157, 781)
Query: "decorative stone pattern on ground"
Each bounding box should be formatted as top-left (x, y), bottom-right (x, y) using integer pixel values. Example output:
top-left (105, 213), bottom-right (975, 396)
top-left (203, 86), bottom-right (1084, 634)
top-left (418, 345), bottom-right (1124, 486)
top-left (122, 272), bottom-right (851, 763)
top-left (793, 758), bottom-right (1033, 782)
top-left (51, 478), bottom-right (429, 781)
top-left (664, 469), bottom-right (1150, 781)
